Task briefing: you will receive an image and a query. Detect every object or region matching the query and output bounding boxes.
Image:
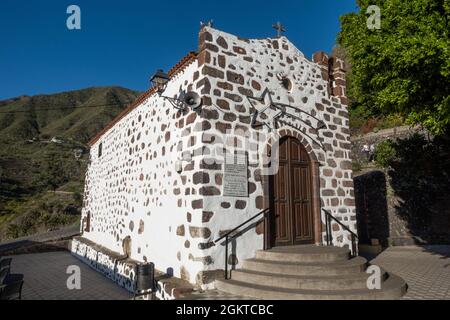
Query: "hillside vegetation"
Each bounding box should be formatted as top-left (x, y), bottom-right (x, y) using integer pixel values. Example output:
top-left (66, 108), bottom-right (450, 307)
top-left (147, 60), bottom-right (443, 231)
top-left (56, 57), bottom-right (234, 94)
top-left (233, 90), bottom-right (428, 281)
top-left (0, 87), bottom-right (140, 240)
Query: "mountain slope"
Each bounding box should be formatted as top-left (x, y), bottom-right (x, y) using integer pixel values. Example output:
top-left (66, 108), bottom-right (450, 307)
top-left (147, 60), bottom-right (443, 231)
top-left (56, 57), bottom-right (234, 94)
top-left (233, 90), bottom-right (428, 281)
top-left (0, 86), bottom-right (140, 241)
top-left (0, 86), bottom-right (139, 143)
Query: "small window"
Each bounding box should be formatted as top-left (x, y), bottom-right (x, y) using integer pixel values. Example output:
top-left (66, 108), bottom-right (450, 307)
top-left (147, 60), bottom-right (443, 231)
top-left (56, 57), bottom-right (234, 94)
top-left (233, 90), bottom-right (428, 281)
top-left (98, 142), bottom-right (103, 158)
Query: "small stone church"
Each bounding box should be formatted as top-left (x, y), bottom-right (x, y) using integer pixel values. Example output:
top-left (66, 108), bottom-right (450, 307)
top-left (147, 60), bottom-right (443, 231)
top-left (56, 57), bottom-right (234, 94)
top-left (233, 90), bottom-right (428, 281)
top-left (71, 26), bottom-right (406, 299)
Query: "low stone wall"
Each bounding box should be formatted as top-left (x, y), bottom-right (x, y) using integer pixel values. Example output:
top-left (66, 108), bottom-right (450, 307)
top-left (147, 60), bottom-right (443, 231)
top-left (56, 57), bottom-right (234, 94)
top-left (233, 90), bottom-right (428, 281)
top-left (70, 237), bottom-right (193, 300)
top-left (354, 170), bottom-right (450, 246)
top-left (351, 125), bottom-right (426, 163)
top-left (351, 126), bottom-right (450, 246)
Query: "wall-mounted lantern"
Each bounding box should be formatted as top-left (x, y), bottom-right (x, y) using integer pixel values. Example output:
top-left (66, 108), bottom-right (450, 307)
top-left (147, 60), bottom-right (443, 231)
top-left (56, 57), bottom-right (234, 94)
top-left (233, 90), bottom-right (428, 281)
top-left (150, 69), bottom-right (170, 94)
top-left (149, 69), bottom-right (203, 112)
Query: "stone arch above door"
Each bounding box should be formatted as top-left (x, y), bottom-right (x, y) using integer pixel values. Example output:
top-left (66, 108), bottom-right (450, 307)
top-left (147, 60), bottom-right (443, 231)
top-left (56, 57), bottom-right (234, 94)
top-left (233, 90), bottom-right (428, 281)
top-left (262, 127), bottom-right (320, 164)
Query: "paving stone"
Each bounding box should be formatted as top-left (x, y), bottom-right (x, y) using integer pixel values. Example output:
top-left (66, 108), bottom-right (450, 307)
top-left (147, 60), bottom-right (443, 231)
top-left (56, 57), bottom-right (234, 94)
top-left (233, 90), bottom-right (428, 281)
top-left (5, 252), bottom-right (133, 300)
top-left (5, 246), bottom-right (449, 300)
top-left (371, 245), bottom-right (450, 300)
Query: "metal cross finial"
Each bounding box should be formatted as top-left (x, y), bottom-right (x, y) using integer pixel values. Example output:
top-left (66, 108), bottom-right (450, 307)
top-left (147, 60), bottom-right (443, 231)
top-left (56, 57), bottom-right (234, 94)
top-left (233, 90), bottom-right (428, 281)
top-left (272, 22), bottom-right (286, 38)
top-left (201, 19), bottom-right (214, 28)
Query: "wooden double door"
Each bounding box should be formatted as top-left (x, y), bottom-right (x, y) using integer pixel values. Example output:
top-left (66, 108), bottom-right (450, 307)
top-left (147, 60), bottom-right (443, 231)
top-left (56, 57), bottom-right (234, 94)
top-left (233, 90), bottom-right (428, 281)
top-left (269, 136), bottom-right (314, 246)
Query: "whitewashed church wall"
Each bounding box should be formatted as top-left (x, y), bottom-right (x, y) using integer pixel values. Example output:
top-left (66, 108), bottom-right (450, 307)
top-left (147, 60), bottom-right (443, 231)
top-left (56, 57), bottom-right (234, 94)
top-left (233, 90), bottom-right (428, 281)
top-left (80, 60), bottom-right (209, 284)
top-left (78, 26), bottom-right (357, 288)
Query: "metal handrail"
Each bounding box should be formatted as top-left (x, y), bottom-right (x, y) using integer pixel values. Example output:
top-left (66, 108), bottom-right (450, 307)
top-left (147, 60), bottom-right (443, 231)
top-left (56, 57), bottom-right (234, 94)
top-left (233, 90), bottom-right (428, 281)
top-left (214, 208), bottom-right (269, 244)
top-left (322, 208), bottom-right (358, 256)
top-left (214, 208), bottom-right (269, 279)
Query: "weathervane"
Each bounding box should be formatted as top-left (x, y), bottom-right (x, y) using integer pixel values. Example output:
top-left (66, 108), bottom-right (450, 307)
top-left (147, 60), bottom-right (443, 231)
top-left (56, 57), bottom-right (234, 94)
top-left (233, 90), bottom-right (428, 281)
top-left (272, 22), bottom-right (286, 38)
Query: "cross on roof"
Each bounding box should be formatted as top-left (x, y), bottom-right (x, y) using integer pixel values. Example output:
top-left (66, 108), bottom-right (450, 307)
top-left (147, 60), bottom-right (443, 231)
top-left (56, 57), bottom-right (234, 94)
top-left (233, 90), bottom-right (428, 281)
top-left (272, 22), bottom-right (286, 38)
top-left (201, 20), bottom-right (214, 28)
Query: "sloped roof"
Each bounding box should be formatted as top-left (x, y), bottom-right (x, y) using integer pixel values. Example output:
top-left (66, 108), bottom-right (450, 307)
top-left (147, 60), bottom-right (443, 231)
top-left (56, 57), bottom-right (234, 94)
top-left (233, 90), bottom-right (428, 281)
top-left (88, 51), bottom-right (197, 146)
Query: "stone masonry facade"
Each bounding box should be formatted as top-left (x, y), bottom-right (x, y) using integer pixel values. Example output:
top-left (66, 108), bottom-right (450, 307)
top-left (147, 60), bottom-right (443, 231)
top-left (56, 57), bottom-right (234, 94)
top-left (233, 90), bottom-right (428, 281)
top-left (73, 26), bottom-right (357, 291)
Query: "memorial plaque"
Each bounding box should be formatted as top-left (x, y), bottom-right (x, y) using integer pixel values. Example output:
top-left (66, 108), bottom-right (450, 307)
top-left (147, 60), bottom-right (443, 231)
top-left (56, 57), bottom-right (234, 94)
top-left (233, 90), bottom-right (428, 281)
top-left (223, 153), bottom-right (248, 197)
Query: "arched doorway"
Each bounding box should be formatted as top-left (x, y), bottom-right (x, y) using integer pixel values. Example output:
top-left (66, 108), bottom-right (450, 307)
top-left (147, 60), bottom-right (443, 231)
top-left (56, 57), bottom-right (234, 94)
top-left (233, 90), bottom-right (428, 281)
top-left (269, 136), bottom-right (315, 246)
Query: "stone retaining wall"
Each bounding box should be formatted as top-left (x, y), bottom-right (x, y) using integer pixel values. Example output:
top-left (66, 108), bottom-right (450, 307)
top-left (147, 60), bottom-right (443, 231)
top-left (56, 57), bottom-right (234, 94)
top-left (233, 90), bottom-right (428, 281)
top-left (70, 237), bottom-right (194, 300)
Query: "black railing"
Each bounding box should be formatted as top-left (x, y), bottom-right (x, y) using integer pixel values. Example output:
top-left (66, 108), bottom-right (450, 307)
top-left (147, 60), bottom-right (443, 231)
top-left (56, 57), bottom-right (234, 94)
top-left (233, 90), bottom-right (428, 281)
top-left (214, 208), bottom-right (270, 279)
top-left (322, 208), bottom-right (358, 257)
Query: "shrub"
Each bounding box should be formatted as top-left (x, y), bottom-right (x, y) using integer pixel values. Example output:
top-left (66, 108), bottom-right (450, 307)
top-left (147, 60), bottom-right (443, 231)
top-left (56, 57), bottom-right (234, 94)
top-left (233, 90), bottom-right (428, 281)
top-left (352, 160), bottom-right (363, 173)
top-left (375, 140), bottom-right (397, 168)
top-left (384, 114), bottom-right (404, 129)
top-left (6, 223), bottom-right (20, 238)
top-left (72, 192), bottom-right (83, 205)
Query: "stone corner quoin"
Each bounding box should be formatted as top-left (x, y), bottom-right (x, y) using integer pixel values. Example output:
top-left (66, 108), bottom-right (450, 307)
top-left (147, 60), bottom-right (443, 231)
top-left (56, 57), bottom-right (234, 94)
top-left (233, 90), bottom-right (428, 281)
top-left (74, 25), bottom-right (356, 291)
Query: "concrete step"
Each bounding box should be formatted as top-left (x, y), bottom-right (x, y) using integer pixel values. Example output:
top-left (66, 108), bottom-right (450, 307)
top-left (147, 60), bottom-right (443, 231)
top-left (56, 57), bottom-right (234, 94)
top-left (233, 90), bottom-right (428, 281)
top-left (215, 273), bottom-right (407, 300)
top-left (255, 245), bottom-right (350, 263)
top-left (231, 268), bottom-right (388, 290)
top-left (243, 256), bottom-right (368, 276)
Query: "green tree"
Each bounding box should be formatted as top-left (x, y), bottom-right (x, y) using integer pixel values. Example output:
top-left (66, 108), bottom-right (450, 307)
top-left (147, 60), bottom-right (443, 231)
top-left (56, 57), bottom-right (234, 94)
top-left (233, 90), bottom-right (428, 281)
top-left (338, 0), bottom-right (450, 135)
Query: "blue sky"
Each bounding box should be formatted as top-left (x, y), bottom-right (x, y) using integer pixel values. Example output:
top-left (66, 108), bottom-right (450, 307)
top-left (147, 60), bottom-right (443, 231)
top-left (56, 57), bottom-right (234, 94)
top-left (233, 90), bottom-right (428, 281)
top-left (0, 0), bottom-right (358, 100)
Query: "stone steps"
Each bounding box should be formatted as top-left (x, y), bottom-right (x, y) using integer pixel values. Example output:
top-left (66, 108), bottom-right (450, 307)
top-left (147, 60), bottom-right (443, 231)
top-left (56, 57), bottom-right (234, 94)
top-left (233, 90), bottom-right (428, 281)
top-left (243, 256), bottom-right (368, 276)
top-left (255, 245), bottom-right (350, 263)
top-left (215, 245), bottom-right (407, 300)
top-left (231, 268), bottom-right (388, 290)
top-left (215, 274), bottom-right (407, 300)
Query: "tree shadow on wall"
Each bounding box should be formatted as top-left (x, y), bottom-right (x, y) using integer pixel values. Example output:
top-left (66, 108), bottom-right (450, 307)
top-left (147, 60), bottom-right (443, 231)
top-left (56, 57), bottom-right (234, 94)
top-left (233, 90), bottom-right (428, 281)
top-left (354, 133), bottom-right (450, 249)
top-left (354, 170), bottom-right (390, 247)
top-left (387, 133), bottom-right (450, 245)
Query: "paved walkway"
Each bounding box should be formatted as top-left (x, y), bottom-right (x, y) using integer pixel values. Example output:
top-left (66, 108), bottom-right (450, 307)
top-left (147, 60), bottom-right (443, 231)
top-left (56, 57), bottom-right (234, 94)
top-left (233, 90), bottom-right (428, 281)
top-left (6, 252), bottom-right (133, 300)
top-left (372, 245), bottom-right (450, 300)
top-left (4, 245), bottom-right (449, 300)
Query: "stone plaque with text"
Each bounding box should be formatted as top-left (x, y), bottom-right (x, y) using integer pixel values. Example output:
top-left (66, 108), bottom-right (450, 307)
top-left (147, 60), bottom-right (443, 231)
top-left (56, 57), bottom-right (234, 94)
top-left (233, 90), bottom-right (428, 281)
top-left (223, 154), bottom-right (248, 197)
